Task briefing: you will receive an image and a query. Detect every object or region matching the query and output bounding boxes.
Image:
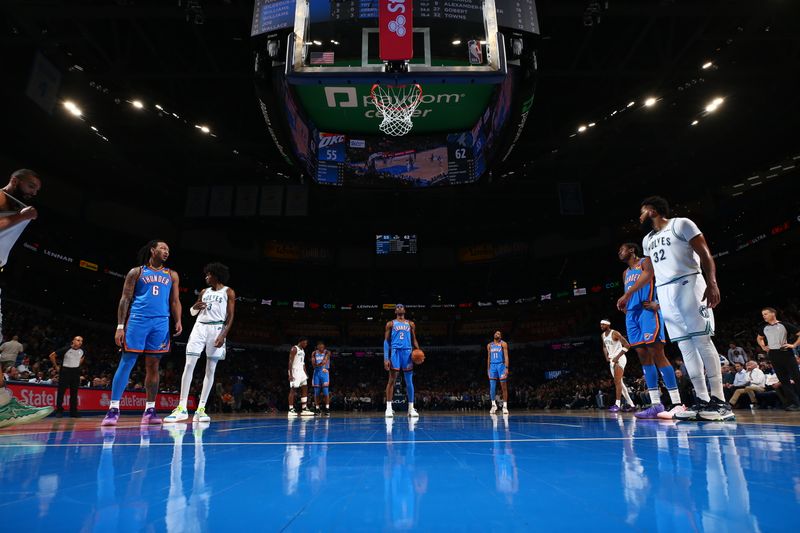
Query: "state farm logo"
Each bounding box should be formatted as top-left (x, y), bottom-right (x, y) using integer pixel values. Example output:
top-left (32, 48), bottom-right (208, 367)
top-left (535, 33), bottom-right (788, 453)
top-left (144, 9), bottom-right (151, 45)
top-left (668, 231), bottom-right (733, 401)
top-left (388, 14), bottom-right (407, 37)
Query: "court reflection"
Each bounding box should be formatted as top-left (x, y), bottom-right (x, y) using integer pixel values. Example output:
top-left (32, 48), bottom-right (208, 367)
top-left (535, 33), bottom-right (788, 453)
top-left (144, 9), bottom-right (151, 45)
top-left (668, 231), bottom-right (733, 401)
top-left (384, 417), bottom-right (428, 530)
top-left (490, 414), bottom-right (518, 503)
top-left (164, 422), bottom-right (212, 533)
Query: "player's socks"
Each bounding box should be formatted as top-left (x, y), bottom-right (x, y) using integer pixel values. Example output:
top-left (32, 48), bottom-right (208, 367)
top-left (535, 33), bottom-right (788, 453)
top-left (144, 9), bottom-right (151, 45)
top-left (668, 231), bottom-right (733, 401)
top-left (403, 371), bottom-right (415, 403)
top-left (615, 400), bottom-right (621, 407)
top-left (198, 400), bottom-right (206, 409)
top-left (692, 335), bottom-right (725, 400)
top-left (642, 364), bottom-right (661, 405)
top-left (678, 339), bottom-right (711, 402)
top-left (325, 404), bottom-right (330, 410)
top-left (145, 402), bottom-right (155, 410)
top-left (110, 400), bottom-right (120, 409)
top-left (199, 359), bottom-right (218, 407)
top-left (657, 364), bottom-right (682, 405)
top-left (620, 381), bottom-right (634, 406)
top-left (179, 357), bottom-right (198, 407)
top-left (301, 397), bottom-right (307, 408)
top-left (110, 352), bottom-right (138, 402)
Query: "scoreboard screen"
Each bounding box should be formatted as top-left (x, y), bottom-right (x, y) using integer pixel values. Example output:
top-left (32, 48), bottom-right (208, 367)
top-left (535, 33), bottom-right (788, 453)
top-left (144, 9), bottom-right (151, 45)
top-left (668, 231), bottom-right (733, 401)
top-left (376, 235), bottom-right (418, 255)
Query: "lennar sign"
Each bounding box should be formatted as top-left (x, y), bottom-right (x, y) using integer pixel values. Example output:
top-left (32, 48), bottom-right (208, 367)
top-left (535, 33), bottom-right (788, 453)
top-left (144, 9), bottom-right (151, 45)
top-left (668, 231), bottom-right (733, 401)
top-left (324, 87), bottom-right (466, 118)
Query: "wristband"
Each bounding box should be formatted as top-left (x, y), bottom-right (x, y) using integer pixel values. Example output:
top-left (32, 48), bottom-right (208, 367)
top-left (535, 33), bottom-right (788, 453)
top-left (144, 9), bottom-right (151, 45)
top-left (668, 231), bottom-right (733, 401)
top-left (621, 347), bottom-right (628, 353)
top-left (190, 307), bottom-right (200, 316)
top-left (116, 324), bottom-right (125, 330)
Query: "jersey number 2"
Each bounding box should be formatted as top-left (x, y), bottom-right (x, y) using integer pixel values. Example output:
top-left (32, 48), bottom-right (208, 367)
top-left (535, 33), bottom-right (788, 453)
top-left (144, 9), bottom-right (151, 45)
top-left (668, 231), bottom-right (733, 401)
top-left (652, 249), bottom-right (666, 263)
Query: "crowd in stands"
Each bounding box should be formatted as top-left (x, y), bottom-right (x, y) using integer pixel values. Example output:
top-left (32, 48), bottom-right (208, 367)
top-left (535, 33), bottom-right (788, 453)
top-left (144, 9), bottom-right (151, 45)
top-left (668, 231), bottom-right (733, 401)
top-left (2, 296), bottom-right (799, 414)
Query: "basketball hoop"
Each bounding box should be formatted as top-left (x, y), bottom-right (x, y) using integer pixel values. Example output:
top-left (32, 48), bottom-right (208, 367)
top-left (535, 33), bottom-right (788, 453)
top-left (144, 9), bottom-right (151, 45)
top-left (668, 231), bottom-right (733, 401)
top-left (370, 83), bottom-right (423, 137)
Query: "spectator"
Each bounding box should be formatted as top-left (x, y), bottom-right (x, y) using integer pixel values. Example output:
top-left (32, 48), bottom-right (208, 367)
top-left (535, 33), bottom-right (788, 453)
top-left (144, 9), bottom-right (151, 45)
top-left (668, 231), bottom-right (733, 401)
top-left (722, 365), bottom-right (735, 386)
top-left (757, 307), bottom-right (800, 411)
top-left (729, 361), bottom-right (766, 408)
top-left (0, 335), bottom-right (24, 365)
top-left (675, 368), bottom-right (694, 405)
top-left (727, 343), bottom-right (747, 365)
top-left (724, 362), bottom-right (747, 401)
top-left (16, 355), bottom-right (32, 378)
top-left (50, 336), bottom-right (85, 418)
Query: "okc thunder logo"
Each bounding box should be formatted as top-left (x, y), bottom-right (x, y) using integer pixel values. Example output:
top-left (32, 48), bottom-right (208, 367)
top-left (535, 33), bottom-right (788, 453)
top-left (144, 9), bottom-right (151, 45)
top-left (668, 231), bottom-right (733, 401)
top-left (388, 15), bottom-right (406, 37)
top-left (699, 305), bottom-right (710, 318)
top-left (644, 333), bottom-right (653, 341)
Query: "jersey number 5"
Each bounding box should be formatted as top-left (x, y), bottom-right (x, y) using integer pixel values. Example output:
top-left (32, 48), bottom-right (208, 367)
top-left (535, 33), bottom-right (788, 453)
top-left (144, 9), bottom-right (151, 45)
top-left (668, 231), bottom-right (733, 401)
top-left (652, 249), bottom-right (666, 263)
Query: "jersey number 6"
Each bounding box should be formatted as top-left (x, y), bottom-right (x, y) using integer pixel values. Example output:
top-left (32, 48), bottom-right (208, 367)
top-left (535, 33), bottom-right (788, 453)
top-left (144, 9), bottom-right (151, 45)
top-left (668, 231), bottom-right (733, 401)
top-left (152, 285), bottom-right (160, 296)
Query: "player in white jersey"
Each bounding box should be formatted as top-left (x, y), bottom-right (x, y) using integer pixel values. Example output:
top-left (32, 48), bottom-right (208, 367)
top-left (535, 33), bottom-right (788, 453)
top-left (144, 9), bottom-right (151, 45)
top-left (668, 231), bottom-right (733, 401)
top-left (288, 338), bottom-right (314, 417)
top-left (166, 263), bottom-right (235, 423)
top-left (0, 169), bottom-right (55, 428)
top-left (600, 320), bottom-right (635, 412)
top-left (618, 196), bottom-right (731, 421)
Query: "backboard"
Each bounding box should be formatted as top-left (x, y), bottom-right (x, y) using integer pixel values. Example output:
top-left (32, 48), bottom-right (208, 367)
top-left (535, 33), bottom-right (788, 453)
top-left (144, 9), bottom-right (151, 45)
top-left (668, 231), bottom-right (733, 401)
top-left (286, 0), bottom-right (507, 84)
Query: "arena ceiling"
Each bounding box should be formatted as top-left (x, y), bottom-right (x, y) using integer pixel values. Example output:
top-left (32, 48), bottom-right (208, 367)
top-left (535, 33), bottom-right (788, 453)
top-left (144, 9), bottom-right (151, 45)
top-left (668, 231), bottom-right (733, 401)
top-left (1, 0), bottom-right (798, 233)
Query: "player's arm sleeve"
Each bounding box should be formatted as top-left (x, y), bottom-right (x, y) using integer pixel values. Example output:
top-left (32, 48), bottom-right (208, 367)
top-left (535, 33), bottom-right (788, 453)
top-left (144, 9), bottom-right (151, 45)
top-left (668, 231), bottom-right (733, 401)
top-left (674, 217), bottom-right (702, 242)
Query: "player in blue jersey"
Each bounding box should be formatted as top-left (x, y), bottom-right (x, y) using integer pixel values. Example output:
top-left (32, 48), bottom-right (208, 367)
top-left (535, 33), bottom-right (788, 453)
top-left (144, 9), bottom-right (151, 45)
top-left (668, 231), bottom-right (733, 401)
top-left (617, 243), bottom-right (685, 419)
top-left (384, 304), bottom-right (420, 418)
top-left (311, 341), bottom-right (331, 416)
top-left (102, 240), bottom-right (182, 426)
top-left (487, 331), bottom-right (510, 414)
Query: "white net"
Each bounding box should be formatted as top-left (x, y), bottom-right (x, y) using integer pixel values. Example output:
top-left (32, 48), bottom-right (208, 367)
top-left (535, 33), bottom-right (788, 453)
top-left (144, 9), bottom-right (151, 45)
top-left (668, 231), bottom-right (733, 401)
top-left (370, 84), bottom-right (423, 136)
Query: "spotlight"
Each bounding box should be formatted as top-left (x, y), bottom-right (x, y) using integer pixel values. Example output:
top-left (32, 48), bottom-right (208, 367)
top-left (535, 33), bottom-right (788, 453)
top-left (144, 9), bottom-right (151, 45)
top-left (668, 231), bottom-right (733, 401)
top-left (577, 125), bottom-right (587, 133)
top-left (63, 101), bottom-right (82, 117)
top-left (705, 97), bottom-right (724, 113)
top-left (195, 124), bottom-right (211, 134)
top-left (452, 40), bottom-right (462, 45)
top-left (702, 61), bottom-right (713, 69)
top-left (155, 104), bottom-right (163, 111)
top-left (691, 120), bottom-right (699, 126)
top-left (588, 122), bottom-right (596, 127)
top-left (131, 100), bottom-right (144, 109)
top-left (644, 97), bottom-right (657, 107)
top-left (312, 40), bottom-right (322, 46)
top-left (626, 101), bottom-right (635, 108)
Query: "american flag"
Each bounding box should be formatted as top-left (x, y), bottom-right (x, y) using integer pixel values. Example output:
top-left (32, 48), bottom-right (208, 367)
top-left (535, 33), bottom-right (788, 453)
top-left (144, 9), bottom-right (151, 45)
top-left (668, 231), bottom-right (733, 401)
top-left (310, 52), bottom-right (335, 65)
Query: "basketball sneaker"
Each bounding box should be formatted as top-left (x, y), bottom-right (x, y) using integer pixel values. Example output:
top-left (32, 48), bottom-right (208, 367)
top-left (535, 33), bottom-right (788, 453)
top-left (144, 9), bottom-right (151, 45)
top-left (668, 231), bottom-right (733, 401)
top-left (288, 407), bottom-right (298, 418)
top-left (164, 406), bottom-right (189, 423)
top-left (502, 406), bottom-right (509, 415)
top-left (608, 405), bottom-right (620, 413)
top-left (489, 404), bottom-right (498, 414)
top-left (408, 406), bottom-right (419, 418)
top-left (634, 404), bottom-right (664, 419)
top-left (658, 404), bottom-right (687, 420)
top-left (300, 407), bottom-right (315, 417)
top-left (698, 397), bottom-right (735, 422)
top-left (0, 398), bottom-right (54, 428)
top-left (385, 406), bottom-right (394, 418)
top-left (193, 407), bottom-right (210, 423)
top-left (141, 407), bottom-right (162, 425)
top-left (101, 407), bottom-right (120, 426)
top-left (675, 399), bottom-right (709, 421)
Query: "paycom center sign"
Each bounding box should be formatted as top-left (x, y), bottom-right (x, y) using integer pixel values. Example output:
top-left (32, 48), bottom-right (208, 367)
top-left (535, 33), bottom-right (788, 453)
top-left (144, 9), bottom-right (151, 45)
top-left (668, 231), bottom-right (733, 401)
top-left (293, 84), bottom-right (494, 134)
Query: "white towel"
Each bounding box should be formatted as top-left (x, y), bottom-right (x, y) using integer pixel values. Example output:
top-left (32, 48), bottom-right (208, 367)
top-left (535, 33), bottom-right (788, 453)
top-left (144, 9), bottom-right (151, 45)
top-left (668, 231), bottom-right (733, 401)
top-left (0, 212), bottom-right (31, 267)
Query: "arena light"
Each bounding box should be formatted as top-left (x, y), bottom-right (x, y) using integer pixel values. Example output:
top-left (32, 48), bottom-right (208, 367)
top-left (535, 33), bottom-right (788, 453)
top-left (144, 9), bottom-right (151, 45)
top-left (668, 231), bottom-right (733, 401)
top-left (644, 97), bottom-right (657, 107)
top-left (312, 40), bottom-right (322, 46)
top-left (452, 40), bottom-right (462, 45)
top-left (577, 125), bottom-right (587, 133)
top-left (155, 104), bottom-right (163, 110)
top-left (63, 100), bottom-right (82, 117)
top-left (131, 100), bottom-right (144, 109)
top-left (195, 124), bottom-right (211, 134)
top-left (702, 61), bottom-right (713, 69)
top-left (90, 126), bottom-right (98, 131)
top-left (705, 97), bottom-right (724, 113)
top-left (627, 101), bottom-right (635, 108)
top-left (588, 122), bottom-right (596, 127)
top-left (691, 120), bottom-right (699, 126)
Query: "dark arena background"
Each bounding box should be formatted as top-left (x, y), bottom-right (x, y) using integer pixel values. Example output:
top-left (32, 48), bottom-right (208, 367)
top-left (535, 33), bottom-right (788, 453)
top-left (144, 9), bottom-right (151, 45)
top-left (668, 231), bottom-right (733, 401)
top-left (1, 1), bottom-right (800, 531)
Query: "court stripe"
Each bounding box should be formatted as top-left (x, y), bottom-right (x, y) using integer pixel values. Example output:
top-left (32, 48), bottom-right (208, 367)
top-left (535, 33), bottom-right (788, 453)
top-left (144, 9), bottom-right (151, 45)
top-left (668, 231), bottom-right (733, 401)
top-left (0, 432), bottom-right (787, 448)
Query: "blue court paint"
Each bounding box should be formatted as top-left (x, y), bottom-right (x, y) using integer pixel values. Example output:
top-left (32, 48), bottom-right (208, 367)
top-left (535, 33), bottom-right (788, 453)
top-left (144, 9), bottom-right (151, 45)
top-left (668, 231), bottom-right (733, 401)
top-left (1, 414), bottom-right (798, 531)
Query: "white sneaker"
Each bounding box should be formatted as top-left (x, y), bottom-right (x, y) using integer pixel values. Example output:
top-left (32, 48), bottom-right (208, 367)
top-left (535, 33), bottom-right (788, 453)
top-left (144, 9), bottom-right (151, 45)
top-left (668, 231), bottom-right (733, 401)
top-left (658, 404), bottom-right (686, 420)
top-left (300, 407), bottom-right (315, 417)
top-left (502, 406), bottom-right (509, 415)
top-left (408, 407), bottom-right (419, 418)
top-left (164, 406), bottom-right (189, 423)
top-left (193, 407), bottom-right (211, 423)
top-left (385, 407), bottom-right (394, 418)
top-left (288, 408), bottom-right (298, 418)
top-left (489, 405), bottom-right (498, 414)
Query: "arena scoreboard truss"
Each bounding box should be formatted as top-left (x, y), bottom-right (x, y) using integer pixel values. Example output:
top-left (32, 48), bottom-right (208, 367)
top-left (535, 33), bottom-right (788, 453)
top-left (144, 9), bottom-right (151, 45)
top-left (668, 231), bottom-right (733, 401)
top-left (376, 234), bottom-right (418, 255)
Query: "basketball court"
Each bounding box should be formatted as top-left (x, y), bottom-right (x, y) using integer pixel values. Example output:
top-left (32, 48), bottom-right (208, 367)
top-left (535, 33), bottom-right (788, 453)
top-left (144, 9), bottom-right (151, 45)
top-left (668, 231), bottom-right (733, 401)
top-left (2, 412), bottom-right (798, 530)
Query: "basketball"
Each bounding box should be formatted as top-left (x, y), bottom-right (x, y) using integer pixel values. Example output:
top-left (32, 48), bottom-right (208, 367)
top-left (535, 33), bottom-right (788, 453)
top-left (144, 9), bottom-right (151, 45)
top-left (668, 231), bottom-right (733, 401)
top-left (412, 349), bottom-right (425, 364)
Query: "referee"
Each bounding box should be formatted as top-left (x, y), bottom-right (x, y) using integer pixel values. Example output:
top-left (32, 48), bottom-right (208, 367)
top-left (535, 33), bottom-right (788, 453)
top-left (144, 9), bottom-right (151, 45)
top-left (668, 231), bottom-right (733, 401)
top-left (50, 336), bottom-right (85, 418)
top-left (757, 308), bottom-right (800, 411)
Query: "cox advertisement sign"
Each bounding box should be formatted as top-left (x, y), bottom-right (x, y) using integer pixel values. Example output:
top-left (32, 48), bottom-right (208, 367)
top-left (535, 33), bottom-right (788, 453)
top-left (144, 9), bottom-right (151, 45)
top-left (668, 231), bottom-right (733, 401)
top-left (7, 383), bottom-right (196, 412)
